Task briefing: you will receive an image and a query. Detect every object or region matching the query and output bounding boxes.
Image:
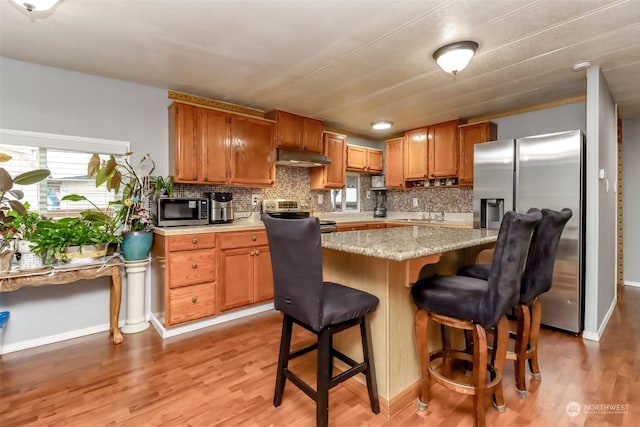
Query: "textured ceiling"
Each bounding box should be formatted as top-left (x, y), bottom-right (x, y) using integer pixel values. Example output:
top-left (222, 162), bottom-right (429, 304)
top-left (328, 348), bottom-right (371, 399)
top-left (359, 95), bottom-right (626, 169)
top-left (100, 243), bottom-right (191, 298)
top-left (1, 0), bottom-right (639, 139)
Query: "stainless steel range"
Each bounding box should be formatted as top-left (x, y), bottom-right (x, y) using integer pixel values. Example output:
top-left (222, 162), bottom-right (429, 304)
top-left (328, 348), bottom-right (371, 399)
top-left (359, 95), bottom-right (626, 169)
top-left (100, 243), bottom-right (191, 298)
top-left (262, 199), bottom-right (337, 233)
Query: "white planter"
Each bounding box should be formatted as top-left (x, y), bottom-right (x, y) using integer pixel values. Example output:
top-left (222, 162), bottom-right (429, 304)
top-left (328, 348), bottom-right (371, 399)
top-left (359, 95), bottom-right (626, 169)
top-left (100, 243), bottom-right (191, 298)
top-left (17, 240), bottom-right (43, 270)
top-left (121, 259), bottom-right (150, 334)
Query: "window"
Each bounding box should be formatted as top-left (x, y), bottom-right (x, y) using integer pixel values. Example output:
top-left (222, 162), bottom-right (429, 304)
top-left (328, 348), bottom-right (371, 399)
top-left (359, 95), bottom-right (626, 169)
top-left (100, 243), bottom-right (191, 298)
top-left (1, 129), bottom-right (129, 218)
top-left (330, 173), bottom-right (360, 212)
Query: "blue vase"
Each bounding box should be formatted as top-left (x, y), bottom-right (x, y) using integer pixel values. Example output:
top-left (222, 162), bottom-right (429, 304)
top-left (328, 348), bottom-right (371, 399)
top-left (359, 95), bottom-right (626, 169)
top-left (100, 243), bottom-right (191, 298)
top-left (120, 231), bottom-right (153, 261)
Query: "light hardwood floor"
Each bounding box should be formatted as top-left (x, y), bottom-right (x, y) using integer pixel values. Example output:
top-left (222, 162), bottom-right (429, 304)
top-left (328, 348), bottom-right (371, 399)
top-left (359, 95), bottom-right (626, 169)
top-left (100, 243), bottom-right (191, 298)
top-left (1, 286), bottom-right (639, 426)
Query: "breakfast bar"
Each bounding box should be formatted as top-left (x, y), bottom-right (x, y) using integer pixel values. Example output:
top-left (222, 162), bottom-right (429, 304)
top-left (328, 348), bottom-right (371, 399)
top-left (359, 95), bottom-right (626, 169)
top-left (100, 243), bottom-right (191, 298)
top-left (320, 225), bottom-right (498, 416)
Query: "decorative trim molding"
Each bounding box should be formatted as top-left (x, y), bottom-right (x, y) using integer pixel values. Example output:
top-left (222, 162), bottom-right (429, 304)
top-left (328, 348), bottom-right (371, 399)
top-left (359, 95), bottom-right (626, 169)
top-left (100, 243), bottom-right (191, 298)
top-left (582, 295), bottom-right (617, 342)
top-left (149, 302), bottom-right (275, 339)
top-left (624, 280), bottom-right (640, 288)
top-left (168, 90), bottom-right (265, 118)
top-left (466, 95), bottom-right (587, 123)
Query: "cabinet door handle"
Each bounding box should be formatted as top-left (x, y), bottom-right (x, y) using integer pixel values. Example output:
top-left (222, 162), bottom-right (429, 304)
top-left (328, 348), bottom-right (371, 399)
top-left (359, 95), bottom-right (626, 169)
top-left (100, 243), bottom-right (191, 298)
top-left (251, 235), bottom-right (257, 241)
top-left (250, 251), bottom-right (255, 256)
top-left (192, 238), bottom-right (198, 244)
top-left (255, 250), bottom-right (260, 256)
top-left (204, 176), bottom-right (208, 181)
top-left (191, 296), bottom-right (198, 304)
top-left (192, 263), bottom-right (198, 269)
top-left (192, 175), bottom-right (197, 180)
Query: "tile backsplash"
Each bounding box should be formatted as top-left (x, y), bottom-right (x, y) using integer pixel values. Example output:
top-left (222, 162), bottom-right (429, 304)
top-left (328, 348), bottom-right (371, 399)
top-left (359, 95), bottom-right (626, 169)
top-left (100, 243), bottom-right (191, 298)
top-left (172, 167), bottom-right (473, 214)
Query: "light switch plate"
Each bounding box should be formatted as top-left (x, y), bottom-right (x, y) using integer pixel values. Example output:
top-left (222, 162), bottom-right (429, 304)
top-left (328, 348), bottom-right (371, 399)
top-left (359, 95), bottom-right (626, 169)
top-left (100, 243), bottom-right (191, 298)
top-left (317, 194), bottom-right (324, 204)
top-left (412, 198), bottom-right (419, 207)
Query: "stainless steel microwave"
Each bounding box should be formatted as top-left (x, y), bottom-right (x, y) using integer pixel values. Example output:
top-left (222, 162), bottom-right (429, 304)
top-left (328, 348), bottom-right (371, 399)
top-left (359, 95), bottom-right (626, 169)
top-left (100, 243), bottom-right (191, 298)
top-left (152, 197), bottom-right (209, 227)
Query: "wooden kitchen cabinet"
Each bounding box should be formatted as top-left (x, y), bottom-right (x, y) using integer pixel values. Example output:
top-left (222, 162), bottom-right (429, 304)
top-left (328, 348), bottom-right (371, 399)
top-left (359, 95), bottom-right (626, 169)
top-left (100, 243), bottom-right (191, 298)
top-left (458, 121), bottom-right (497, 186)
top-left (229, 115), bottom-right (276, 186)
top-left (169, 102), bottom-right (275, 186)
top-left (151, 232), bottom-right (217, 327)
top-left (336, 223), bottom-right (370, 232)
top-left (404, 127), bottom-right (429, 180)
top-left (385, 137), bottom-right (404, 189)
top-left (265, 109), bottom-right (324, 153)
top-left (309, 132), bottom-right (346, 189)
top-left (428, 119), bottom-right (462, 178)
top-left (367, 223), bottom-right (386, 230)
top-left (346, 145), bottom-right (383, 173)
top-left (217, 230), bottom-right (274, 312)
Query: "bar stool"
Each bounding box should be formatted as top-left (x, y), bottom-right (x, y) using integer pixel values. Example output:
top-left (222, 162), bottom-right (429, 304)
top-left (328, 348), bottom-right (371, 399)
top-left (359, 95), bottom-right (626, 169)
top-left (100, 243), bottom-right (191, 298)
top-left (458, 208), bottom-right (572, 396)
top-left (411, 210), bottom-right (541, 427)
top-left (262, 215), bottom-right (380, 427)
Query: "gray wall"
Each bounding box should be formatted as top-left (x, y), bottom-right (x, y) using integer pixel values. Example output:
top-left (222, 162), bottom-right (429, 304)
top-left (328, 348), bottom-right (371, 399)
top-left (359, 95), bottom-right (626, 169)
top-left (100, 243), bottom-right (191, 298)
top-left (0, 57), bottom-right (169, 352)
top-left (584, 66), bottom-right (617, 339)
top-left (494, 102), bottom-right (586, 139)
top-left (623, 119), bottom-right (640, 284)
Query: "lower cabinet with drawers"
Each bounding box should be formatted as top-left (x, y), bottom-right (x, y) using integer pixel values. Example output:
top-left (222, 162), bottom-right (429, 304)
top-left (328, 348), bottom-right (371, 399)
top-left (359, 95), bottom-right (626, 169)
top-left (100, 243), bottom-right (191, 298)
top-left (151, 232), bottom-right (217, 328)
top-left (217, 230), bottom-right (274, 312)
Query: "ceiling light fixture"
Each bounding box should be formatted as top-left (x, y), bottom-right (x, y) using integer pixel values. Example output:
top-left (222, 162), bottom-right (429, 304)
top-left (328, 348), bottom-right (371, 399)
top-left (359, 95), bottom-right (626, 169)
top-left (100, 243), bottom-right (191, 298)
top-left (371, 120), bottom-right (393, 130)
top-left (9, 0), bottom-right (59, 12)
top-left (433, 41), bottom-right (479, 75)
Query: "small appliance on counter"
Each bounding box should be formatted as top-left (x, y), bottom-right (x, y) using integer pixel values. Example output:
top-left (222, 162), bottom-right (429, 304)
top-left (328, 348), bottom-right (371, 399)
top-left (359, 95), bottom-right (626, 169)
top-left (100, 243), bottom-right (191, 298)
top-left (152, 197), bottom-right (209, 227)
top-left (373, 190), bottom-right (387, 218)
top-left (206, 192), bottom-right (234, 224)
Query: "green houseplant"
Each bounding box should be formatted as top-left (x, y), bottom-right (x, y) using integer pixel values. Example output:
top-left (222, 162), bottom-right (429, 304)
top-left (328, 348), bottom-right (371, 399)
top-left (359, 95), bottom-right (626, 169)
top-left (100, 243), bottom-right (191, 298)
top-left (0, 152), bottom-right (50, 272)
top-left (87, 152), bottom-right (156, 261)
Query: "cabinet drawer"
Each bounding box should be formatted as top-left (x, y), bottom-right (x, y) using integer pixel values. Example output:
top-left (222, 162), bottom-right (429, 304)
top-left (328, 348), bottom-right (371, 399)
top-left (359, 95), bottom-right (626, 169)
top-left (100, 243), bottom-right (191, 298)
top-left (219, 230), bottom-right (268, 249)
top-left (168, 249), bottom-right (216, 288)
top-left (168, 282), bottom-right (216, 325)
top-left (167, 234), bottom-right (216, 251)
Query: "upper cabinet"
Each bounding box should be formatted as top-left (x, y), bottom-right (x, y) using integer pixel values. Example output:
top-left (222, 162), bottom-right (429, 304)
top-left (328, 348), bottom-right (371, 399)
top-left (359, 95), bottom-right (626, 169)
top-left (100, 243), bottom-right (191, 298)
top-left (169, 102), bottom-right (275, 186)
top-left (309, 132), bottom-right (346, 189)
top-left (264, 110), bottom-right (324, 153)
top-left (458, 121), bottom-right (497, 186)
top-left (404, 127), bottom-right (429, 179)
top-left (428, 119), bottom-right (462, 178)
top-left (403, 119), bottom-right (463, 182)
top-left (385, 137), bottom-right (404, 189)
top-left (346, 145), bottom-right (383, 173)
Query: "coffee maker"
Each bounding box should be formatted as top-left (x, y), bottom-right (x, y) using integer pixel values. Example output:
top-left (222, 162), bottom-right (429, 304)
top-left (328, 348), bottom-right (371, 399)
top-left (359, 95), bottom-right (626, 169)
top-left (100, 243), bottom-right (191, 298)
top-left (206, 192), bottom-right (234, 223)
top-left (373, 190), bottom-right (387, 218)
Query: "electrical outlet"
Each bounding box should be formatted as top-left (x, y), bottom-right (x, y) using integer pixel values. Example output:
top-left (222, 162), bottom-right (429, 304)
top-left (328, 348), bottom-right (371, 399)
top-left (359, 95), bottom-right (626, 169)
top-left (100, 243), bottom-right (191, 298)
top-left (251, 194), bottom-right (259, 206)
top-left (317, 194), bottom-right (324, 204)
top-left (367, 190), bottom-right (371, 199)
top-left (412, 198), bottom-right (419, 208)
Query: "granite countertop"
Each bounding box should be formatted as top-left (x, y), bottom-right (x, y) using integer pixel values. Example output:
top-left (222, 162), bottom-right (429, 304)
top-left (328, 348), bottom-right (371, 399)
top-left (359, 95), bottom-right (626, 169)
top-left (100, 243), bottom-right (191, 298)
top-left (153, 212), bottom-right (474, 236)
top-left (320, 226), bottom-right (498, 261)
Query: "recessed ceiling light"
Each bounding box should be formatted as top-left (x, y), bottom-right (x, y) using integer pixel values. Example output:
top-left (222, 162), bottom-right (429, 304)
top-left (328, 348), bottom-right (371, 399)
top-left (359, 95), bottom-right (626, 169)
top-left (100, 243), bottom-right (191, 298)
top-left (371, 121), bottom-right (393, 130)
top-left (433, 41), bottom-right (479, 75)
top-left (573, 61), bottom-right (592, 72)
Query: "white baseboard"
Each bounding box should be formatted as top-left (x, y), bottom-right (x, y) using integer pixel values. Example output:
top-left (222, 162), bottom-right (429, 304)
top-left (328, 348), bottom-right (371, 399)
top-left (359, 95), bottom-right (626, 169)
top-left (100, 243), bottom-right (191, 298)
top-left (582, 295), bottom-right (617, 342)
top-left (624, 280), bottom-right (640, 287)
top-left (150, 302), bottom-right (275, 339)
top-left (1, 319), bottom-right (126, 355)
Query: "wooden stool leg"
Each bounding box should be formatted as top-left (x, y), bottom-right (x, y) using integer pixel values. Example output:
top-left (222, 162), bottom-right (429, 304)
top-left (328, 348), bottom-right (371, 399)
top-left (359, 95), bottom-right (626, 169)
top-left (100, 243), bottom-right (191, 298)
top-left (316, 328), bottom-right (332, 427)
top-left (441, 324), bottom-right (452, 376)
top-left (472, 323), bottom-right (488, 427)
top-left (492, 316), bottom-right (509, 411)
top-left (414, 310), bottom-right (431, 410)
top-left (360, 316), bottom-right (380, 414)
top-left (274, 315), bottom-right (293, 407)
top-left (528, 299), bottom-right (543, 379)
top-left (514, 303), bottom-right (531, 397)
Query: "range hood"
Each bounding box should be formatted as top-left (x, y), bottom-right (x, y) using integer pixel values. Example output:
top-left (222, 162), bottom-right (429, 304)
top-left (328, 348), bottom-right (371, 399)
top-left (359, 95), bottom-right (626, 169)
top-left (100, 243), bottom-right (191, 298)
top-left (275, 148), bottom-right (331, 167)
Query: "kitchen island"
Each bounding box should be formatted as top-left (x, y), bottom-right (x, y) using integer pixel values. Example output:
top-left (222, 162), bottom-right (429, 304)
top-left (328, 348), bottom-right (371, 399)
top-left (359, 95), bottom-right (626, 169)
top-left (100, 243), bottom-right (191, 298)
top-left (320, 225), bottom-right (498, 416)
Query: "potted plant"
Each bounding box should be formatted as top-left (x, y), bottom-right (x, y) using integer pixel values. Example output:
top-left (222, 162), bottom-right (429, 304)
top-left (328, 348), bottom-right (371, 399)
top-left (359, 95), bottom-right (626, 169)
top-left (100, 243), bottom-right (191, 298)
top-left (87, 152), bottom-right (156, 261)
top-left (0, 152), bottom-right (50, 272)
top-left (5, 207), bottom-right (45, 270)
top-left (28, 215), bottom-right (121, 265)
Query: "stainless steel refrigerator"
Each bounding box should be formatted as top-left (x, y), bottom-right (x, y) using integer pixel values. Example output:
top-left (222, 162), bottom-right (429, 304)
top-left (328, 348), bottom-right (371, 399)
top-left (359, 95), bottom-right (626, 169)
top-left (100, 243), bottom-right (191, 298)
top-left (473, 130), bottom-right (585, 334)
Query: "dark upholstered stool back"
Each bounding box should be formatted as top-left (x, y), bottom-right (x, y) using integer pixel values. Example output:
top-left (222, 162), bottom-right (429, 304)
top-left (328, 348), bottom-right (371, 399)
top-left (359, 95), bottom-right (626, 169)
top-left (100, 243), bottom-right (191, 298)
top-left (520, 208), bottom-right (573, 302)
top-left (477, 209), bottom-right (542, 327)
top-left (262, 215), bottom-right (325, 331)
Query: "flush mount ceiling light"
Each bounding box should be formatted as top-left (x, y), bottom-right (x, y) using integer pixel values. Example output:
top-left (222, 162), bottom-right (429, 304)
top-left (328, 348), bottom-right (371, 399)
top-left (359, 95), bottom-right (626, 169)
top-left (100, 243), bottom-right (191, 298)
top-left (371, 120), bottom-right (393, 130)
top-left (433, 41), bottom-right (479, 75)
top-left (9, 0), bottom-right (59, 12)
